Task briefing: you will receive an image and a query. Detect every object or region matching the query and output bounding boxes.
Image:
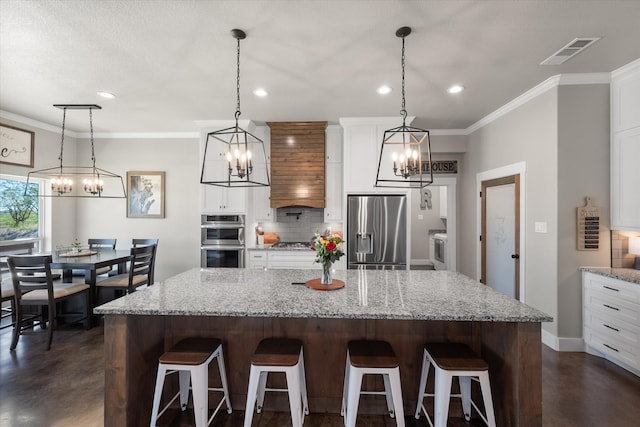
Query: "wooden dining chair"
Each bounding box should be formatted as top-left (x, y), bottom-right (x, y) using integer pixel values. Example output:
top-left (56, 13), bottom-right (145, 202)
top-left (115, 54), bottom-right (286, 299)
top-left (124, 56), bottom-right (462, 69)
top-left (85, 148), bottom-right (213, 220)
top-left (96, 244), bottom-right (156, 303)
top-left (7, 254), bottom-right (91, 351)
top-left (132, 238), bottom-right (158, 285)
top-left (73, 238), bottom-right (118, 277)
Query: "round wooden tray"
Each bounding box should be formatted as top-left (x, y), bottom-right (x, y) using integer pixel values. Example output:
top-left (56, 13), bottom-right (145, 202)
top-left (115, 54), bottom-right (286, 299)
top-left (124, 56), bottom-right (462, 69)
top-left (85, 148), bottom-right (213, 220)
top-left (305, 278), bottom-right (345, 291)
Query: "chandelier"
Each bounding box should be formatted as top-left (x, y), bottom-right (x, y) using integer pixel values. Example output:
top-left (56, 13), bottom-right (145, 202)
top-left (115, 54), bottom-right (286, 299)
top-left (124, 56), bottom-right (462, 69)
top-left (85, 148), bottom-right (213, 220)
top-left (25, 104), bottom-right (126, 198)
top-left (375, 27), bottom-right (433, 189)
top-left (200, 29), bottom-right (270, 188)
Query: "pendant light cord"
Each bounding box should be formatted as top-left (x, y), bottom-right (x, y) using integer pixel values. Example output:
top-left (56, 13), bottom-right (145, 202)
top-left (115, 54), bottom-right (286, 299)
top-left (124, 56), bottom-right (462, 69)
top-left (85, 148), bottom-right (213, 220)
top-left (235, 35), bottom-right (241, 123)
top-left (58, 107), bottom-right (67, 171)
top-left (400, 34), bottom-right (407, 126)
top-left (89, 107), bottom-right (96, 170)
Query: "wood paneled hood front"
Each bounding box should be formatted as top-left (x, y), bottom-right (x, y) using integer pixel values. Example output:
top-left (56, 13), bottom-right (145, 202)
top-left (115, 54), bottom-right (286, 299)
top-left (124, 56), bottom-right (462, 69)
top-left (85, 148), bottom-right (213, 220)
top-left (267, 121), bottom-right (327, 208)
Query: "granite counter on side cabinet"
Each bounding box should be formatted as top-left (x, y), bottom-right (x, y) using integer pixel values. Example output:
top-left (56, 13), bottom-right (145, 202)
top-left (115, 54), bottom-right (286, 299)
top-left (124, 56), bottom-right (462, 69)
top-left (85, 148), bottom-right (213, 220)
top-left (580, 267), bottom-right (640, 285)
top-left (95, 268), bottom-right (551, 427)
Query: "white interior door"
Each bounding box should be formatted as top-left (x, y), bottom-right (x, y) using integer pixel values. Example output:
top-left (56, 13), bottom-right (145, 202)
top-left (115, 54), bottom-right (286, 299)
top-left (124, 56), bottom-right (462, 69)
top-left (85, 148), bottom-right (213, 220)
top-left (482, 175), bottom-right (520, 299)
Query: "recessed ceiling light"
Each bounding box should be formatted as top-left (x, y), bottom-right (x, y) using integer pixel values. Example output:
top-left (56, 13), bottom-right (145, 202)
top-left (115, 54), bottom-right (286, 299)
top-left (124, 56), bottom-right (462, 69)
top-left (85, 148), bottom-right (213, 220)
top-left (97, 91), bottom-right (116, 99)
top-left (253, 88), bottom-right (268, 97)
top-left (377, 85), bottom-right (392, 95)
top-left (447, 85), bottom-right (464, 94)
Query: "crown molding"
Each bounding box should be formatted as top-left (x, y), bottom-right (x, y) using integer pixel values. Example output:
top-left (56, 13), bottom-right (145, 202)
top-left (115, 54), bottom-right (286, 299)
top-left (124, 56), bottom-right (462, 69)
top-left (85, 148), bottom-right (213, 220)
top-left (466, 72), bottom-right (611, 135)
top-left (611, 57), bottom-right (640, 78)
top-left (80, 132), bottom-right (199, 139)
top-left (0, 109), bottom-right (75, 136)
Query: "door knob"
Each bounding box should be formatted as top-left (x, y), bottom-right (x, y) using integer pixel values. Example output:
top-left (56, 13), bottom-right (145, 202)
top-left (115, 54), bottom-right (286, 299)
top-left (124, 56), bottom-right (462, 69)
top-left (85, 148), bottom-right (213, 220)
top-left (511, 254), bottom-right (520, 259)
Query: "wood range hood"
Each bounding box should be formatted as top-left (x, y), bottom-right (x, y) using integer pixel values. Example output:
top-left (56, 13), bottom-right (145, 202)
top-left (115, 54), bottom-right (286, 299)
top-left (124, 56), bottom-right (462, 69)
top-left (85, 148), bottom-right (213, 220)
top-left (267, 121), bottom-right (327, 208)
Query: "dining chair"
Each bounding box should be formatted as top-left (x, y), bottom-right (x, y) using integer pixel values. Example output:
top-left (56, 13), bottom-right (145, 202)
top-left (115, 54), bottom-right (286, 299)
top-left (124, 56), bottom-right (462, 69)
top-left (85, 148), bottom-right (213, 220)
top-left (96, 244), bottom-right (156, 303)
top-left (132, 238), bottom-right (158, 285)
top-left (7, 254), bottom-right (91, 351)
top-left (73, 238), bottom-right (118, 277)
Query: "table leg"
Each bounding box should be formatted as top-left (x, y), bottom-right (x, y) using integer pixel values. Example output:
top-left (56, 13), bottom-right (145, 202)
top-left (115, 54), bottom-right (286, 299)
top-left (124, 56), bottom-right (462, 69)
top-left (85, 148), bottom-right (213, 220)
top-left (62, 268), bottom-right (73, 283)
top-left (85, 269), bottom-right (98, 327)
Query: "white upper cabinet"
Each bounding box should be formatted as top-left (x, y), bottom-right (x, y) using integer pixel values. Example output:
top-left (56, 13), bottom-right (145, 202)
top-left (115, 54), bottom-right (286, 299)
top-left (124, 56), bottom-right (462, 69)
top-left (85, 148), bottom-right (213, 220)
top-left (611, 60), bottom-right (640, 231)
top-left (340, 117), bottom-right (406, 193)
top-left (325, 125), bottom-right (343, 221)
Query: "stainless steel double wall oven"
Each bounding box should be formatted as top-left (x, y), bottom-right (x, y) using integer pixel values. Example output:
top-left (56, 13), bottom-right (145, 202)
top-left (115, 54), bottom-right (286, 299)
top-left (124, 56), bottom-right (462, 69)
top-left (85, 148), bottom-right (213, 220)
top-left (200, 214), bottom-right (245, 268)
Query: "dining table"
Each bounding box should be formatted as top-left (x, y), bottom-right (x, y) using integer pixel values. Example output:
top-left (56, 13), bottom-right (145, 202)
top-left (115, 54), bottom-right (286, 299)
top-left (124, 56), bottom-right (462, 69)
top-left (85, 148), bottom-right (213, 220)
top-left (51, 249), bottom-right (131, 325)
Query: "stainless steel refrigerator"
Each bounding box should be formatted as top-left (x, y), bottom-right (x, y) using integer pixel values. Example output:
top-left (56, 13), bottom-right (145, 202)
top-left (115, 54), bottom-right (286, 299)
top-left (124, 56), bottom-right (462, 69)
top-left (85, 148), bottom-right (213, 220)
top-left (347, 195), bottom-right (407, 269)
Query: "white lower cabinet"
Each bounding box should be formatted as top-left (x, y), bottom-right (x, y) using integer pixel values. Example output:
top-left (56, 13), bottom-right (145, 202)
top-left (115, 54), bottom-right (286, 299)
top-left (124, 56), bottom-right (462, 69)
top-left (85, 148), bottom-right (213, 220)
top-left (267, 251), bottom-right (317, 269)
top-left (248, 250), bottom-right (268, 269)
top-left (583, 271), bottom-right (640, 375)
top-left (247, 250), bottom-right (317, 270)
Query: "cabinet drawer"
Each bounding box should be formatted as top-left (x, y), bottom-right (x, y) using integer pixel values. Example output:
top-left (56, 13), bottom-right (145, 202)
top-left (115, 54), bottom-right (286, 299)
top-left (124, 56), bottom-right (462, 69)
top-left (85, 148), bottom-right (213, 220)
top-left (248, 251), bottom-right (268, 269)
top-left (585, 289), bottom-right (640, 326)
top-left (268, 251), bottom-right (317, 269)
top-left (584, 273), bottom-right (640, 303)
top-left (584, 310), bottom-right (640, 348)
top-left (585, 328), bottom-right (639, 369)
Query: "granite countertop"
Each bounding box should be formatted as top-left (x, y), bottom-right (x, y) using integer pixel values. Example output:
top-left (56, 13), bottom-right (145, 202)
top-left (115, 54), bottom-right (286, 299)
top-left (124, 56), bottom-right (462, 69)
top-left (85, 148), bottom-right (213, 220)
top-left (580, 267), bottom-right (640, 285)
top-left (94, 268), bottom-right (552, 322)
top-left (247, 244), bottom-right (313, 252)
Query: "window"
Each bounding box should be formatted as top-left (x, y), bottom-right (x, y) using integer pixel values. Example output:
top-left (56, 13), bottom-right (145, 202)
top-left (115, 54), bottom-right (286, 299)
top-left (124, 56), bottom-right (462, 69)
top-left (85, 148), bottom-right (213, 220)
top-left (0, 174), bottom-right (43, 241)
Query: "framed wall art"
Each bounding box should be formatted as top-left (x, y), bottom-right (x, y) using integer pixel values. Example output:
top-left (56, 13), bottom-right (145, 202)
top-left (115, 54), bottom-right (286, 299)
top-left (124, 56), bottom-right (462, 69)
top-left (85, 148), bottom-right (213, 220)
top-left (0, 124), bottom-right (34, 167)
top-left (126, 171), bottom-right (165, 218)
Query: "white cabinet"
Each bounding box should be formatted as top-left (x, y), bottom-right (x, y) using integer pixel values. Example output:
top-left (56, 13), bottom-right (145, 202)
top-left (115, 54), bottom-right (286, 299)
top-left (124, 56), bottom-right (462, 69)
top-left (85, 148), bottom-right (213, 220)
top-left (267, 251), bottom-right (317, 269)
top-left (340, 117), bottom-right (405, 193)
top-left (611, 60), bottom-right (640, 231)
top-left (325, 125), bottom-right (343, 221)
top-left (583, 271), bottom-right (640, 375)
top-left (202, 185), bottom-right (246, 213)
top-left (252, 186), bottom-right (273, 221)
top-left (248, 250), bottom-right (268, 269)
top-left (439, 186), bottom-right (448, 219)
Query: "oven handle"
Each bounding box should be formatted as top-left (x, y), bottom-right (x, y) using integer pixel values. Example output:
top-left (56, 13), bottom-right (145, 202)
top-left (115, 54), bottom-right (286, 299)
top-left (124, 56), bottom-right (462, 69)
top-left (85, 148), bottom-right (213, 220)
top-left (201, 224), bottom-right (245, 229)
top-left (201, 245), bottom-right (245, 251)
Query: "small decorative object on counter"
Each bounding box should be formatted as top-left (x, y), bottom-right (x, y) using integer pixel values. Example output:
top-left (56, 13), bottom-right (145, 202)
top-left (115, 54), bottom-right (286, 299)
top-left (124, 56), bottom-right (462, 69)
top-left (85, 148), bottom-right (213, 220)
top-left (312, 229), bottom-right (344, 285)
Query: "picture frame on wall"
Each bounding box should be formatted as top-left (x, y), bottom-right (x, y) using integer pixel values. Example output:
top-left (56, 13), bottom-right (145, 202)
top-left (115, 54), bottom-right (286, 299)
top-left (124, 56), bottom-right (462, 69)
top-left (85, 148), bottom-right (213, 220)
top-left (0, 124), bottom-right (35, 168)
top-left (126, 171), bottom-right (165, 218)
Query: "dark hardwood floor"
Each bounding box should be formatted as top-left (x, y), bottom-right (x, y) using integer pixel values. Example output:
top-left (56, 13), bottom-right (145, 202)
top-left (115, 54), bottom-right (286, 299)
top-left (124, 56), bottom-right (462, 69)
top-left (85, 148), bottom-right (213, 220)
top-left (1, 322), bottom-right (639, 426)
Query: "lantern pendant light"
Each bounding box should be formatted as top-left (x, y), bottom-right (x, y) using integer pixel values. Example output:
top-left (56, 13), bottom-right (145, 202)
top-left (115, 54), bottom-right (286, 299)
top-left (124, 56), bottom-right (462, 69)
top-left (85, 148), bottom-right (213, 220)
top-left (26, 104), bottom-right (126, 198)
top-left (375, 26), bottom-right (433, 189)
top-left (200, 29), bottom-right (270, 188)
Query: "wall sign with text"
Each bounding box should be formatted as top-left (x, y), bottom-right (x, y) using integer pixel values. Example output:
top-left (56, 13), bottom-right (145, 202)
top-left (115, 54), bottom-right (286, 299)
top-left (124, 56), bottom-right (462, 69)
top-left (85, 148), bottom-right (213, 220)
top-left (577, 197), bottom-right (600, 251)
top-left (421, 160), bottom-right (458, 174)
top-left (0, 124), bottom-right (34, 168)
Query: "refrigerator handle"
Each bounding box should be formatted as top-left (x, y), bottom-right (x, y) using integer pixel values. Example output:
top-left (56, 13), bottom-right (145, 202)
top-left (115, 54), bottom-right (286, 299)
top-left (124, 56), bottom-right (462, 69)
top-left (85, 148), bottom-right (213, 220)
top-left (356, 233), bottom-right (374, 254)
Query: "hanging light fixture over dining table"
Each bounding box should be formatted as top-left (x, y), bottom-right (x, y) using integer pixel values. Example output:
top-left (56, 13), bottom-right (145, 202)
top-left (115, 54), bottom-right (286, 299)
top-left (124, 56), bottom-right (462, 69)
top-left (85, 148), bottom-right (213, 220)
top-left (25, 104), bottom-right (126, 198)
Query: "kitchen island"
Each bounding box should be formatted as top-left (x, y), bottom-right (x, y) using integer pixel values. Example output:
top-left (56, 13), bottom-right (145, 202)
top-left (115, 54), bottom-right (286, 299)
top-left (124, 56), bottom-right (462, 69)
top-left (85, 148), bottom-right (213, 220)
top-left (95, 268), bottom-right (551, 427)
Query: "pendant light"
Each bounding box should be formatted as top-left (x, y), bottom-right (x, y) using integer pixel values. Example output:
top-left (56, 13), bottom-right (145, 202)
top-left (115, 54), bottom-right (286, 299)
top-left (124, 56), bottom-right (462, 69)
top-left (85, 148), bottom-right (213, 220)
top-left (200, 29), bottom-right (270, 188)
top-left (375, 26), bottom-right (433, 189)
top-left (25, 104), bottom-right (126, 198)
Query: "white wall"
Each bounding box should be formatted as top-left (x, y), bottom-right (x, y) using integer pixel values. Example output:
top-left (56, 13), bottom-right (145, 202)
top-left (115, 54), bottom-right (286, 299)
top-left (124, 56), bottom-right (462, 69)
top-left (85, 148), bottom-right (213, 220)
top-left (557, 84), bottom-right (611, 339)
top-left (461, 83), bottom-right (611, 342)
top-left (75, 136), bottom-right (200, 281)
top-left (0, 117), bottom-right (77, 252)
top-left (463, 88), bottom-right (560, 335)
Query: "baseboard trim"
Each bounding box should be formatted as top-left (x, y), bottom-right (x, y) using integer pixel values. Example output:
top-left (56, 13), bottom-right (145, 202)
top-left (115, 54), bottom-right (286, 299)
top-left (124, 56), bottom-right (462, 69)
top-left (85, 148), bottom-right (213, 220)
top-left (542, 330), bottom-right (586, 352)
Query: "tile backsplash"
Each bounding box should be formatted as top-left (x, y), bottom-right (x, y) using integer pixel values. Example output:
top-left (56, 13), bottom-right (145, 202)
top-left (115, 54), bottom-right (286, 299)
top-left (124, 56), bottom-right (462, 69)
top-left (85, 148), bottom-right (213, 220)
top-left (260, 208), bottom-right (328, 242)
top-left (611, 230), bottom-right (639, 268)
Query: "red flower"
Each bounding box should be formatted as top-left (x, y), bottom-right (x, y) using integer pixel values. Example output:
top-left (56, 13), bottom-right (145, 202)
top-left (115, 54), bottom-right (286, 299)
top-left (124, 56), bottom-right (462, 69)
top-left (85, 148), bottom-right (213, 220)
top-left (326, 241), bottom-right (337, 251)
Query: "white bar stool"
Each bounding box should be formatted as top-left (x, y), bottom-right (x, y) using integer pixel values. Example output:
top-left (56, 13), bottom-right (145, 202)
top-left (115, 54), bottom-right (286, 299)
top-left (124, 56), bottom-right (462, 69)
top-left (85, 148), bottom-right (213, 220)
top-left (341, 340), bottom-right (405, 427)
top-left (414, 342), bottom-right (497, 427)
top-left (244, 338), bottom-right (309, 427)
top-left (150, 337), bottom-right (232, 427)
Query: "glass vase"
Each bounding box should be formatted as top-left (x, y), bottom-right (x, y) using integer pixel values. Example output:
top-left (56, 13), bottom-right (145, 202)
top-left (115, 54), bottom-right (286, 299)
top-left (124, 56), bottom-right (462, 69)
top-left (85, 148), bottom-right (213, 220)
top-left (321, 261), bottom-right (333, 285)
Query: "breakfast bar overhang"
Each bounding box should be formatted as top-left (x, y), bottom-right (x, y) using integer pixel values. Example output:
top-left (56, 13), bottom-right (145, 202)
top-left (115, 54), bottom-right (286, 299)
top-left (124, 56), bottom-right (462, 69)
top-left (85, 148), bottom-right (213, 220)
top-left (95, 268), bottom-right (552, 427)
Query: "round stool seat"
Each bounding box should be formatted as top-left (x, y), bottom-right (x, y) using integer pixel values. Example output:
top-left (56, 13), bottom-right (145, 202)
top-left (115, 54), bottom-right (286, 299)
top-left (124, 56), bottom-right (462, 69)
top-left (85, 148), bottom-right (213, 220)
top-left (160, 337), bottom-right (223, 365)
top-left (251, 338), bottom-right (302, 366)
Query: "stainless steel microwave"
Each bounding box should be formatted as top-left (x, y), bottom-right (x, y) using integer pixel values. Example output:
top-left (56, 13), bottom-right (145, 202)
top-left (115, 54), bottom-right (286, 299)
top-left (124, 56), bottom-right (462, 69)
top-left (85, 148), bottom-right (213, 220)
top-left (201, 214), bottom-right (245, 246)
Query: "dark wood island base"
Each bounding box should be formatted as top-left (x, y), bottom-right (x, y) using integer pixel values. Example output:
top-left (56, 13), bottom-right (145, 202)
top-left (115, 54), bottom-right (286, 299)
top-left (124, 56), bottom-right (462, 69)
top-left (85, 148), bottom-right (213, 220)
top-left (104, 314), bottom-right (542, 427)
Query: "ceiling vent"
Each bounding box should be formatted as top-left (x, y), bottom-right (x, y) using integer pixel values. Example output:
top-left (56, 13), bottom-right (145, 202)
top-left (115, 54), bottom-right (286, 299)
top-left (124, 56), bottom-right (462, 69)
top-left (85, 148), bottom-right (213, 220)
top-left (540, 37), bottom-right (601, 65)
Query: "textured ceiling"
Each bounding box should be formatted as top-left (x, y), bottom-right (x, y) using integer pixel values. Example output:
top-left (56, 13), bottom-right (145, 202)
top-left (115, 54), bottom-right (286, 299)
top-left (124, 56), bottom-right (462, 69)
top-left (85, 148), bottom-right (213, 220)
top-left (1, 0), bottom-right (640, 133)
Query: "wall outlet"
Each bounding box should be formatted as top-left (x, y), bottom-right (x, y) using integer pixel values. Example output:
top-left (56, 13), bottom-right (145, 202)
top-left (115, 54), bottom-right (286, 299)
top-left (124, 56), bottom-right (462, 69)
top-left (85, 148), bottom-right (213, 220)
top-left (418, 214), bottom-right (424, 220)
top-left (534, 222), bottom-right (547, 233)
